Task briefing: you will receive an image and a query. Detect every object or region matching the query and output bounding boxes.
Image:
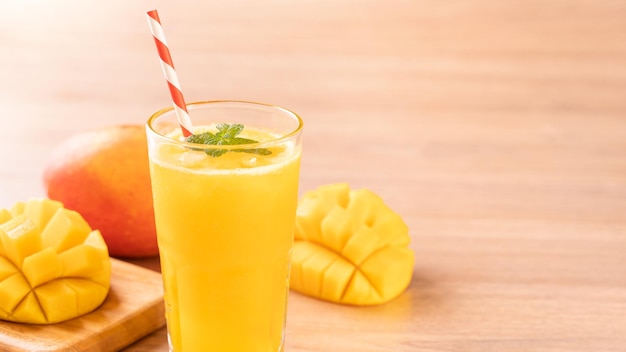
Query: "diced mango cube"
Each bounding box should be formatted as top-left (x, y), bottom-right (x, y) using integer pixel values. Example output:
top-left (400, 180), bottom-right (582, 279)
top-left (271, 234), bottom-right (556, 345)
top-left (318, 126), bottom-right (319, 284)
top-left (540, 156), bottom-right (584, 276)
top-left (0, 256), bottom-right (17, 281)
top-left (22, 198), bottom-right (64, 231)
top-left (295, 183), bottom-right (350, 243)
top-left (35, 281), bottom-right (78, 323)
top-left (10, 292), bottom-right (44, 324)
top-left (0, 273), bottom-right (31, 313)
top-left (299, 243), bottom-right (337, 297)
top-left (0, 216), bottom-right (42, 267)
top-left (342, 270), bottom-right (380, 305)
top-left (360, 247), bottom-right (415, 301)
top-left (41, 208), bottom-right (92, 253)
top-left (319, 205), bottom-right (354, 253)
top-left (340, 225), bottom-right (381, 266)
top-left (319, 256), bottom-right (354, 302)
top-left (58, 243), bottom-right (105, 277)
top-left (84, 229), bottom-right (109, 254)
top-left (345, 189), bottom-right (383, 227)
top-left (291, 183), bottom-right (414, 305)
top-left (370, 207), bottom-right (410, 247)
top-left (289, 240), bottom-right (315, 291)
top-left (22, 247), bottom-right (63, 287)
top-left (64, 279), bottom-right (109, 316)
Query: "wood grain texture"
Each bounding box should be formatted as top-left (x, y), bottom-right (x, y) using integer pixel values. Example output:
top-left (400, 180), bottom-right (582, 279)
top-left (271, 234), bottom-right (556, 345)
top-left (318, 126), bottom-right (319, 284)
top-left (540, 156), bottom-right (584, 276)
top-left (0, 259), bottom-right (165, 351)
top-left (0, 0), bottom-right (625, 351)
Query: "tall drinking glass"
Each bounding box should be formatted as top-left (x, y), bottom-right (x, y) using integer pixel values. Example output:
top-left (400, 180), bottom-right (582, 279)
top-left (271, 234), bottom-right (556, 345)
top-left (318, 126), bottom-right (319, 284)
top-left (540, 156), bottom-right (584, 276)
top-left (146, 100), bottom-right (303, 351)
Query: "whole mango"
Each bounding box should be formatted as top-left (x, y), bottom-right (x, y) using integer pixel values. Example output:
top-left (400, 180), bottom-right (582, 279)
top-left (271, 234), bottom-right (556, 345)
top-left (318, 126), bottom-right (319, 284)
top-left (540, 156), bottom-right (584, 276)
top-left (43, 125), bottom-right (158, 258)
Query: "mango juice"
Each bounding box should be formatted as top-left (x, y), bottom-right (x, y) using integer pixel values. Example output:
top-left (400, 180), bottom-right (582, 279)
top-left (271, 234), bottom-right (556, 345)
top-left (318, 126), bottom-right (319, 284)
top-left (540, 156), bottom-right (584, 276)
top-left (146, 102), bottom-right (303, 352)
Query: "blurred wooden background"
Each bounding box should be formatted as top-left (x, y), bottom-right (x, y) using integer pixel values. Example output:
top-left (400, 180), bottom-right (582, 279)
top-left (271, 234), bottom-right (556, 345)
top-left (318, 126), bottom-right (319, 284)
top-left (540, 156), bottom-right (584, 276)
top-left (1, 1), bottom-right (625, 351)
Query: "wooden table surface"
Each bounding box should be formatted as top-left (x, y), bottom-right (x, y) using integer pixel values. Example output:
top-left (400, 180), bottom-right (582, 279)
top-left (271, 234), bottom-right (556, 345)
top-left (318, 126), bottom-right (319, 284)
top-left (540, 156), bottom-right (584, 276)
top-left (1, 0), bottom-right (625, 351)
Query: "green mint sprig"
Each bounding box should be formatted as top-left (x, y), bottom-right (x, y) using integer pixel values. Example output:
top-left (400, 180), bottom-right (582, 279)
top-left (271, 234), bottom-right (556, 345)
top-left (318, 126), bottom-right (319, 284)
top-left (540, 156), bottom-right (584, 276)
top-left (184, 123), bottom-right (272, 157)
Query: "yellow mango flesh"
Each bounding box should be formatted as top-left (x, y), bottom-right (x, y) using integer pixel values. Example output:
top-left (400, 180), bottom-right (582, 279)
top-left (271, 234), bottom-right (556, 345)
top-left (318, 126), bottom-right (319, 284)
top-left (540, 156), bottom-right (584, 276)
top-left (21, 247), bottom-right (63, 287)
top-left (0, 198), bottom-right (111, 324)
top-left (291, 183), bottom-right (414, 305)
top-left (0, 215), bottom-right (41, 268)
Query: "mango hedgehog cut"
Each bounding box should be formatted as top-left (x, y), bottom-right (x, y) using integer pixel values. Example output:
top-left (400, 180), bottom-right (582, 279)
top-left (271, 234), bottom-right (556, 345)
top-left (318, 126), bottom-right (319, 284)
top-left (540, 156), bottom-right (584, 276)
top-left (290, 183), bottom-right (414, 305)
top-left (0, 198), bottom-right (111, 324)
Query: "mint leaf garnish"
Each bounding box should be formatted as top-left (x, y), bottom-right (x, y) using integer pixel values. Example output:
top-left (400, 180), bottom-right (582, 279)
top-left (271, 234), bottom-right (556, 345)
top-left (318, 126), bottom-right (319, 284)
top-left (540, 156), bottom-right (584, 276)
top-left (184, 123), bottom-right (272, 157)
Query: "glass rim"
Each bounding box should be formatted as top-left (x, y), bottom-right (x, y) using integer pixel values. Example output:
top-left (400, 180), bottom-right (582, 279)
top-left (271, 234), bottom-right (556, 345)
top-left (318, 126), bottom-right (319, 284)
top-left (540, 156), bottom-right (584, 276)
top-left (146, 100), bottom-right (304, 151)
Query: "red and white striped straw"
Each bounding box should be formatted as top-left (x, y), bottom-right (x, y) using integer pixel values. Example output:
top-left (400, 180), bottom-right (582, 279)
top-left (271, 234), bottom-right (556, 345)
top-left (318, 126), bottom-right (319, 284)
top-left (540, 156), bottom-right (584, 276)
top-left (146, 9), bottom-right (193, 137)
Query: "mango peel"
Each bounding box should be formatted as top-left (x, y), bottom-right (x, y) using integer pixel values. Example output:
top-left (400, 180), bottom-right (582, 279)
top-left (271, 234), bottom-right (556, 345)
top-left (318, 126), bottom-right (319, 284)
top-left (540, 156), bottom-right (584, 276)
top-left (290, 183), bottom-right (414, 305)
top-left (0, 198), bottom-right (111, 324)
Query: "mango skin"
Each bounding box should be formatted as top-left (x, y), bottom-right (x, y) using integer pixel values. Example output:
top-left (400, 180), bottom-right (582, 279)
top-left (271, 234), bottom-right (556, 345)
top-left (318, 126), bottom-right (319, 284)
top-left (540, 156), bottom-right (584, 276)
top-left (291, 183), bottom-right (414, 306)
top-left (42, 125), bottom-right (158, 258)
top-left (0, 198), bottom-right (111, 324)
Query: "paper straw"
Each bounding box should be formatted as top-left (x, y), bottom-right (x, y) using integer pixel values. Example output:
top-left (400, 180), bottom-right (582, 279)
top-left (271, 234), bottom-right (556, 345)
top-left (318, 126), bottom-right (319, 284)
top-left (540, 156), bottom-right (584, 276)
top-left (146, 9), bottom-right (193, 137)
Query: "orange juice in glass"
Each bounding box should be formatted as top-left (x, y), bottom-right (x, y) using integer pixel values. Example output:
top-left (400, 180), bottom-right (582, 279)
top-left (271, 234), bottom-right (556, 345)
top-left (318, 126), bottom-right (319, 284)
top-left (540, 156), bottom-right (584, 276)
top-left (146, 101), bottom-right (303, 351)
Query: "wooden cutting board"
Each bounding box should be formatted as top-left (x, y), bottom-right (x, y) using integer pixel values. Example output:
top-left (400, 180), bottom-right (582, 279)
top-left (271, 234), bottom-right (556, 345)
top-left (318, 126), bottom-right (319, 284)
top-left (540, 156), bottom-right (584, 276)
top-left (0, 258), bottom-right (166, 352)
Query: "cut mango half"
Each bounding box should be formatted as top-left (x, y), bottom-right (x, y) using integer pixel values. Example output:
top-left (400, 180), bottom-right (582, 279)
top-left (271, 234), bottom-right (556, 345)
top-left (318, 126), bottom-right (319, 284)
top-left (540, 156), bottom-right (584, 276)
top-left (0, 198), bottom-right (111, 324)
top-left (291, 183), bottom-right (414, 305)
